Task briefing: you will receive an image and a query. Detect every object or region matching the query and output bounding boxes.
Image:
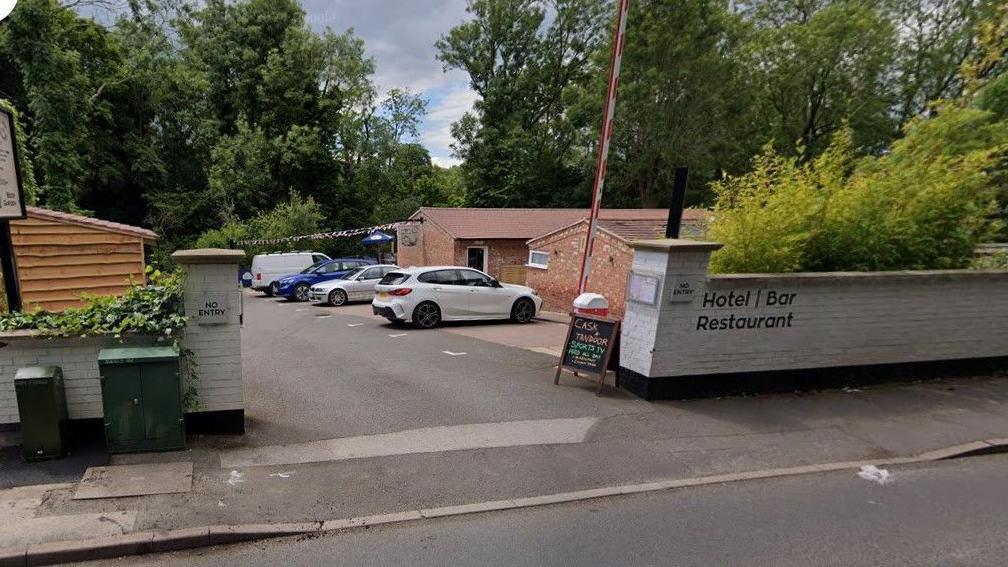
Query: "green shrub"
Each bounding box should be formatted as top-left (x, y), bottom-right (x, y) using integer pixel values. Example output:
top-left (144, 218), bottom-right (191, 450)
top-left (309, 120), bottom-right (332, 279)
top-left (0, 267), bottom-right (186, 339)
top-left (0, 268), bottom-right (199, 409)
top-left (709, 106), bottom-right (1006, 273)
top-left (972, 250), bottom-right (1008, 269)
top-left (194, 192), bottom-right (324, 261)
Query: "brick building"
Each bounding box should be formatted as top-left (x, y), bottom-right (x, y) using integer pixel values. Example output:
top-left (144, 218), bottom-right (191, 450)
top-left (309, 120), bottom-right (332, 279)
top-left (396, 208), bottom-right (592, 283)
top-left (526, 209), bottom-right (705, 318)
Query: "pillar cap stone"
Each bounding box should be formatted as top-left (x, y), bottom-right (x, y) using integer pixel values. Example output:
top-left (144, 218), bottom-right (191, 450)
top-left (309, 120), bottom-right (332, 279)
top-left (629, 239), bottom-right (723, 252)
top-left (171, 248), bottom-right (245, 264)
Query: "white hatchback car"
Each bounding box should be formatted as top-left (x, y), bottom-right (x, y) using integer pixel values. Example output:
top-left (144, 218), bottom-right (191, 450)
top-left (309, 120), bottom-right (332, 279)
top-left (372, 266), bottom-right (542, 328)
top-left (308, 264), bottom-right (400, 305)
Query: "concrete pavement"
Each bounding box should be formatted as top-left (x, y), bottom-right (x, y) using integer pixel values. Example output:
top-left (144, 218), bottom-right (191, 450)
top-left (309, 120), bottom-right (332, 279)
top-left (80, 454), bottom-right (1008, 566)
top-left (3, 289), bottom-right (1008, 559)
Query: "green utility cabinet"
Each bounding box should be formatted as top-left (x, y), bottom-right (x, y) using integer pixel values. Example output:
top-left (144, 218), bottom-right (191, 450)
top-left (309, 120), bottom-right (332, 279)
top-left (14, 366), bottom-right (68, 461)
top-left (98, 346), bottom-right (185, 453)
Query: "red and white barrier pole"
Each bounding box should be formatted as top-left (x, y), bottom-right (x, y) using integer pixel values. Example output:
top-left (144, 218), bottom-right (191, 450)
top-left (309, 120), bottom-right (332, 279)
top-left (576, 0), bottom-right (631, 296)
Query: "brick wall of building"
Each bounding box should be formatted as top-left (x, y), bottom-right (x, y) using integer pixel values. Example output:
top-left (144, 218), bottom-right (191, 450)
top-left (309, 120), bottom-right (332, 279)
top-left (454, 239), bottom-right (528, 280)
top-left (526, 222), bottom-right (634, 318)
top-left (397, 221), bottom-right (455, 268)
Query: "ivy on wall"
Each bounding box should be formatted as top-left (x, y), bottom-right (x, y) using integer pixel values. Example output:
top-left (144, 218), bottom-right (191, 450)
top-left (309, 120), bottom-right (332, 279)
top-left (0, 267), bottom-right (201, 409)
top-left (0, 267), bottom-right (185, 337)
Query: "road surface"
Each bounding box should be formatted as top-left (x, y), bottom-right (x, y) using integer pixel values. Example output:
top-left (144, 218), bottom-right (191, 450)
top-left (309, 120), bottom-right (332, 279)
top-left (84, 453), bottom-right (1008, 566)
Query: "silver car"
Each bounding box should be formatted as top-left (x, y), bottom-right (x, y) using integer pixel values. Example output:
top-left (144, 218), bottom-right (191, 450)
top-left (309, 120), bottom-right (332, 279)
top-left (309, 264), bottom-right (400, 305)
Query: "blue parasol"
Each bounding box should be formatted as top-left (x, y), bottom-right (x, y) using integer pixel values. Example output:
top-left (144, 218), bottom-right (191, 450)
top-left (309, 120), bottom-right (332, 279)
top-left (361, 230), bottom-right (394, 245)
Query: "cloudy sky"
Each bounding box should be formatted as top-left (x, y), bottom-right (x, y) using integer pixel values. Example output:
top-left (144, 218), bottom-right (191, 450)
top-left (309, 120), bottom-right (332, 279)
top-left (302, 0), bottom-right (477, 167)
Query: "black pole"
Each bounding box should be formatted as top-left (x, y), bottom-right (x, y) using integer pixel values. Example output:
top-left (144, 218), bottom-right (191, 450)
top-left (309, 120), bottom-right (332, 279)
top-left (666, 167), bottom-right (689, 238)
top-left (0, 220), bottom-right (21, 312)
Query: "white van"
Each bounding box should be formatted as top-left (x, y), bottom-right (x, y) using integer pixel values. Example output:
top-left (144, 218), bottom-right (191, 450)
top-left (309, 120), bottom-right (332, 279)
top-left (250, 252), bottom-right (330, 296)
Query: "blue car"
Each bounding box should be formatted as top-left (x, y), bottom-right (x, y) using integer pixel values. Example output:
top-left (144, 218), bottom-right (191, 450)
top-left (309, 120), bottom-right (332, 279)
top-left (271, 258), bottom-right (375, 301)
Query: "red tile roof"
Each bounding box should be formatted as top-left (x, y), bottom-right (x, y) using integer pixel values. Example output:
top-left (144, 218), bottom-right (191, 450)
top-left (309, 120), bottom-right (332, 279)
top-left (26, 206), bottom-right (159, 241)
top-left (413, 207), bottom-right (705, 240)
top-left (598, 216), bottom-right (705, 241)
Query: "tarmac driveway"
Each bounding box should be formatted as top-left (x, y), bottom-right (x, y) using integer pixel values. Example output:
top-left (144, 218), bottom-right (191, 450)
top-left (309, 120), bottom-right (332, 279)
top-left (239, 291), bottom-right (612, 447)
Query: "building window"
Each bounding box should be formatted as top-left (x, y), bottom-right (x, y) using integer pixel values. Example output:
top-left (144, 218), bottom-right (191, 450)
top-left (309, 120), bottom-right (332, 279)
top-left (528, 250), bottom-right (550, 269)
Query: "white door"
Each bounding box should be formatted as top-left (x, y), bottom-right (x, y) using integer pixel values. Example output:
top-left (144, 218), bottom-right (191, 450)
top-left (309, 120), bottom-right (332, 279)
top-left (458, 269), bottom-right (511, 318)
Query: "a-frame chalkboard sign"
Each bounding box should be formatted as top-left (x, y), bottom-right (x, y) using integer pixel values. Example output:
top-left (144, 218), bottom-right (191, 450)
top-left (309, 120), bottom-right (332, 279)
top-left (554, 314), bottom-right (620, 395)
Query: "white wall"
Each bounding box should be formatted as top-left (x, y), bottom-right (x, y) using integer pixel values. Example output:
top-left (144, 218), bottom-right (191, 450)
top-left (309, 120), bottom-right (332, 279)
top-left (0, 334), bottom-right (154, 423)
top-left (177, 261), bottom-right (244, 413)
top-left (0, 250), bottom-right (244, 425)
top-left (620, 240), bottom-right (1008, 381)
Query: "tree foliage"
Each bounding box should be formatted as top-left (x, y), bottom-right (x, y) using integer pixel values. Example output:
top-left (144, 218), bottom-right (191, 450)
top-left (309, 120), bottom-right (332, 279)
top-left (1, 0), bottom-right (1006, 259)
top-left (709, 107), bottom-right (1006, 272)
top-left (0, 0), bottom-right (462, 250)
top-left (437, 0), bottom-right (608, 206)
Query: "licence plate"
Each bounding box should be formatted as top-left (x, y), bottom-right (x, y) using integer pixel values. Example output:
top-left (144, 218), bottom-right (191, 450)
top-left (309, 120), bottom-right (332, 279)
top-left (378, 292), bottom-right (389, 299)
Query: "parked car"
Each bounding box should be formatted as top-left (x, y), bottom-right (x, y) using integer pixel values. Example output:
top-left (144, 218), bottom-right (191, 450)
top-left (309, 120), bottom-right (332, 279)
top-left (273, 258), bottom-right (375, 301)
top-left (309, 264), bottom-right (401, 305)
top-left (250, 252), bottom-right (329, 296)
top-left (372, 266), bottom-right (542, 328)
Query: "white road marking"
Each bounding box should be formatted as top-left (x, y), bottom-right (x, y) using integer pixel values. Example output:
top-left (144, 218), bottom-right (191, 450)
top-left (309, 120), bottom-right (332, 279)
top-left (442, 351), bottom-right (467, 356)
top-left (296, 309), bottom-right (308, 312)
top-left (388, 333), bottom-right (408, 337)
top-left (220, 417), bottom-right (599, 469)
top-left (347, 323), bottom-right (364, 327)
top-left (225, 470), bottom-right (245, 486)
top-left (316, 314), bottom-right (332, 318)
top-left (268, 472), bottom-right (294, 479)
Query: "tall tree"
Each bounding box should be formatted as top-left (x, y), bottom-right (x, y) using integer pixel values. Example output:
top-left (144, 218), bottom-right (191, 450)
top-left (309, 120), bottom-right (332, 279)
top-left (887, 0), bottom-right (1003, 124)
top-left (575, 0), bottom-right (755, 208)
top-left (746, 0), bottom-right (898, 156)
top-left (437, 0), bottom-right (608, 207)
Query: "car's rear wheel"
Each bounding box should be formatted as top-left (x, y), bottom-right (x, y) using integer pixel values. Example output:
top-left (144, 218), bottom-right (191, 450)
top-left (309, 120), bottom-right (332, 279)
top-left (413, 302), bottom-right (441, 329)
top-left (511, 298), bottom-right (536, 323)
top-left (294, 284), bottom-right (310, 302)
top-left (329, 289), bottom-right (348, 306)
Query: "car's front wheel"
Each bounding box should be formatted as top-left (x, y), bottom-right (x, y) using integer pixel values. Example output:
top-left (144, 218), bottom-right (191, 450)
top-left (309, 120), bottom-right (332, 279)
top-left (511, 297), bottom-right (536, 323)
top-left (413, 301), bottom-right (441, 329)
top-left (293, 284), bottom-right (310, 302)
top-left (329, 289), bottom-right (348, 306)
top-left (265, 283), bottom-right (277, 297)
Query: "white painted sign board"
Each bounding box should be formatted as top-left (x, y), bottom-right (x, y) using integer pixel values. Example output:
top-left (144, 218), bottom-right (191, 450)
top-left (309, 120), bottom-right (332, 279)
top-left (0, 109), bottom-right (27, 220)
top-left (627, 272), bottom-right (660, 306)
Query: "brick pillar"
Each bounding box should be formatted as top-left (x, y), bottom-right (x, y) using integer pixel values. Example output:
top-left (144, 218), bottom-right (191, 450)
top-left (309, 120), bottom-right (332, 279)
top-left (618, 239), bottom-right (722, 400)
top-left (171, 248), bottom-right (245, 433)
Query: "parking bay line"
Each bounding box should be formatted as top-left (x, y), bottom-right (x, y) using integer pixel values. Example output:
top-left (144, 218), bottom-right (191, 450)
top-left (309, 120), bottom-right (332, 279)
top-left (388, 333), bottom-right (408, 338)
top-left (442, 351), bottom-right (467, 356)
top-left (347, 323), bottom-right (364, 327)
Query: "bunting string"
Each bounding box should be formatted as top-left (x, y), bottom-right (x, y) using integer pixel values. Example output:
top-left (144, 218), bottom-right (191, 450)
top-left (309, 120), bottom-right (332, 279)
top-left (236, 219), bottom-right (420, 246)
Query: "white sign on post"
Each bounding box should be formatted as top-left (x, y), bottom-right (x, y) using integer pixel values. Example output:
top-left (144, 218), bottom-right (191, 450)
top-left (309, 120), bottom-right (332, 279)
top-left (0, 109), bottom-right (27, 220)
top-left (627, 272), bottom-right (660, 306)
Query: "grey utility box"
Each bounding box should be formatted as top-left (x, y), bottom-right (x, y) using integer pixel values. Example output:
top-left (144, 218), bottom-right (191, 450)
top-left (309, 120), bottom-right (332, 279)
top-left (14, 366), bottom-right (69, 461)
